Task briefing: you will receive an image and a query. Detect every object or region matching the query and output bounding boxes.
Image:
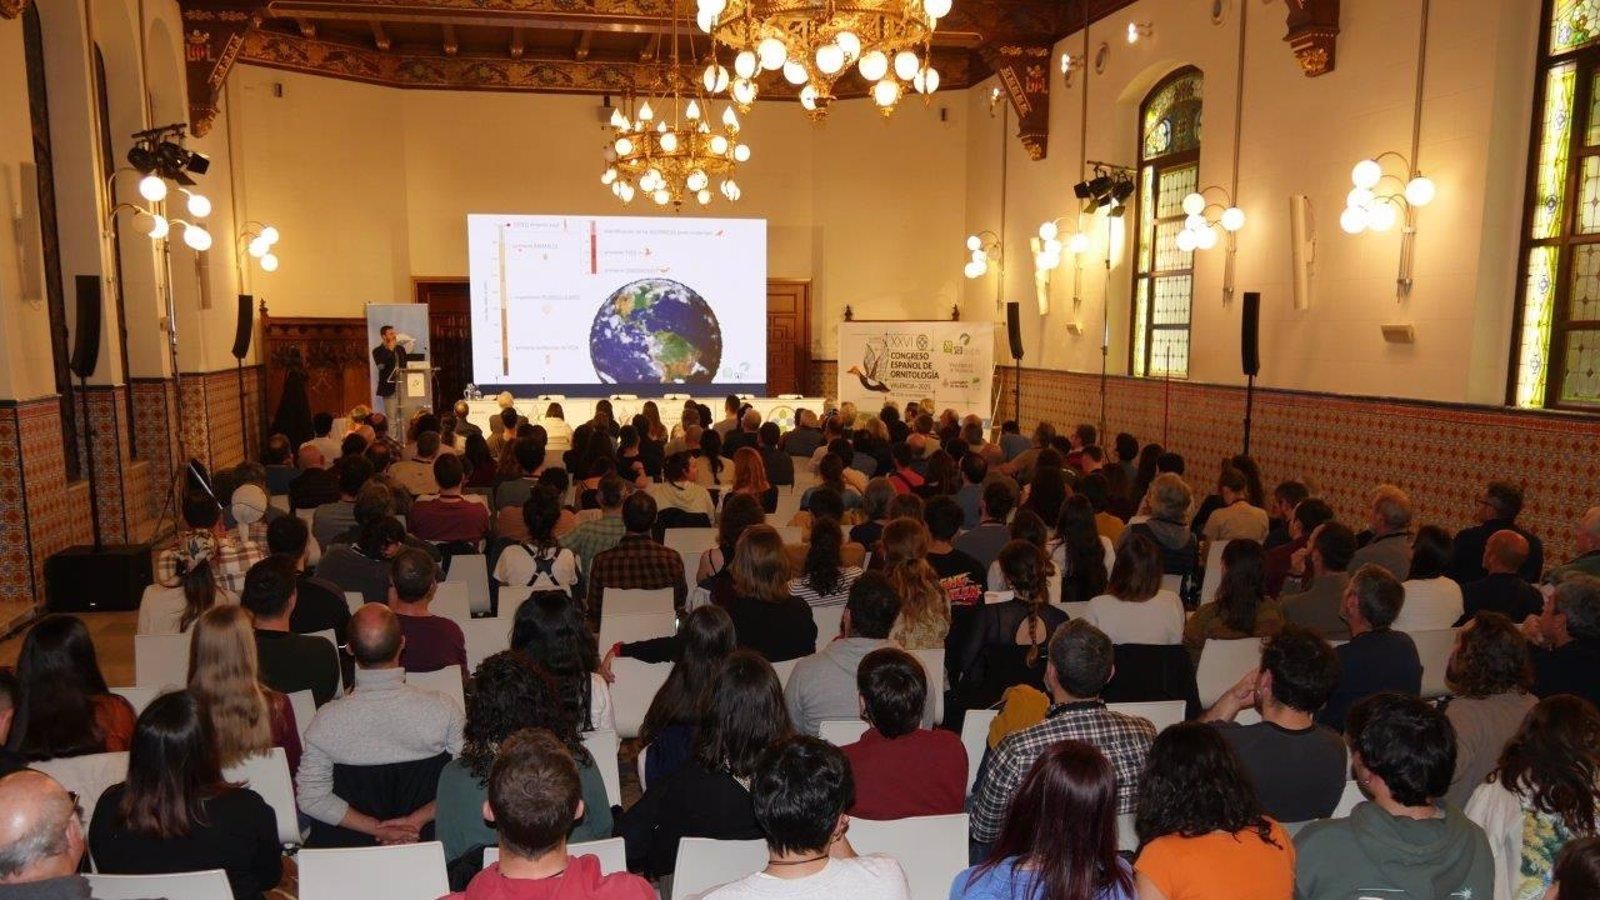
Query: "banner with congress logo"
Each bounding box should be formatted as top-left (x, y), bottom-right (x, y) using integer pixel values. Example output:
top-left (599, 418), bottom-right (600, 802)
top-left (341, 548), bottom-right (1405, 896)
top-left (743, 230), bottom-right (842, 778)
top-left (836, 321), bottom-right (996, 422)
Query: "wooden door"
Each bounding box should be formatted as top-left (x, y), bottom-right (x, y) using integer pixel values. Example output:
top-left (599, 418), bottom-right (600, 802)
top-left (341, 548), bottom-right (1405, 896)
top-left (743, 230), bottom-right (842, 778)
top-left (415, 279), bottom-right (472, 408)
top-left (766, 279), bottom-right (811, 396)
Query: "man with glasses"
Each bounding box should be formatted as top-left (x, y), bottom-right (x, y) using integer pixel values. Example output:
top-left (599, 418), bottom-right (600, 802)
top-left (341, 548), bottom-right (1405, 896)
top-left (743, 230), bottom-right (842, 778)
top-left (0, 770), bottom-right (97, 897)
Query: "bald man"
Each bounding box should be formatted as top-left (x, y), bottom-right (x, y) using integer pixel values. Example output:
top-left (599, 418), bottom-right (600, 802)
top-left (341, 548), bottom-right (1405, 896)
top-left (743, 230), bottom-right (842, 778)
top-left (295, 603), bottom-right (463, 847)
top-left (1551, 507), bottom-right (1600, 583)
top-left (289, 444), bottom-right (341, 511)
top-left (1457, 530), bottom-right (1546, 626)
top-left (0, 771), bottom-right (87, 892)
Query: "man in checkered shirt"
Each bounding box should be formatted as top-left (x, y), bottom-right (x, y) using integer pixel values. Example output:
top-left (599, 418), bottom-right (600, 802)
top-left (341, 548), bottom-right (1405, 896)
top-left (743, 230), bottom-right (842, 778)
top-left (969, 619), bottom-right (1156, 845)
top-left (155, 490), bottom-right (268, 598)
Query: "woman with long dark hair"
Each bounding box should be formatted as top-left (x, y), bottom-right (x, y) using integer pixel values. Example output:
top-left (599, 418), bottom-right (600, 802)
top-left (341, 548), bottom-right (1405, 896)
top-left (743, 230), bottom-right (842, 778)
top-left (985, 509), bottom-right (1053, 590)
top-left (618, 650), bottom-right (793, 877)
top-left (617, 424), bottom-right (649, 487)
top-left (637, 605), bottom-right (738, 785)
top-left (461, 431), bottom-right (498, 489)
top-left (641, 400), bottom-right (669, 444)
top-left (789, 516), bottom-right (862, 610)
top-left (695, 428), bottom-right (727, 493)
top-left (713, 525), bottom-right (817, 661)
top-left (1182, 539), bottom-right (1283, 660)
top-left (696, 492), bottom-right (766, 587)
top-left (1086, 533), bottom-right (1185, 646)
top-left (1397, 524), bottom-right (1465, 631)
top-left (1022, 465), bottom-right (1070, 529)
top-left (1466, 694), bottom-right (1600, 900)
top-left (1051, 496), bottom-right (1110, 605)
top-left (89, 692), bottom-right (281, 900)
top-left (954, 741), bottom-right (1133, 900)
top-left (435, 651), bottom-right (612, 865)
top-left (509, 591), bottom-right (613, 732)
top-left (7, 614), bottom-right (135, 759)
top-left (918, 449), bottom-right (959, 498)
top-left (140, 531), bottom-right (231, 635)
top-left (956, 541), bottom-right (1069, 711)
top-left (1133, 443), bottom-right (1164, 502)
top-left (492, 486), bottom-right (580, 595)
top-left (1134, 722), bottom-right (1293, 898)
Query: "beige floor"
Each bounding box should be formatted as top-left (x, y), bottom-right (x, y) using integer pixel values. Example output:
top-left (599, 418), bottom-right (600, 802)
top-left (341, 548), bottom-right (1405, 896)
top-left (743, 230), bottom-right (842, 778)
top-left (0, 610), bottom-right (138, 687)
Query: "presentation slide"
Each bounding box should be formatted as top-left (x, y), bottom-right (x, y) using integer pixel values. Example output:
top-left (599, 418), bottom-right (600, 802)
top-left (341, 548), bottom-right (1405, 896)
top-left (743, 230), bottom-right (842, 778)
top-left (467, 214), bottom-right (767, 396)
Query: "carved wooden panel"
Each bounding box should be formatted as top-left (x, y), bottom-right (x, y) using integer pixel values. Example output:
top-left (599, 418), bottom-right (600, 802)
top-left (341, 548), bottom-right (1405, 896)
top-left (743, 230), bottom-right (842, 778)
top-left (416, 280), bottom-right (472, 407)
top-left (259, 310), bottom-right (370, 424)
top-left (765, 280), bottom-right (811, 396)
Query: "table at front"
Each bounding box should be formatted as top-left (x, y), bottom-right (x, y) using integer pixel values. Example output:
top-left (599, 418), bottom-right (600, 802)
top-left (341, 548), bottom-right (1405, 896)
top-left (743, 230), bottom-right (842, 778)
top-left (464, 396), bottom-right (828, 435)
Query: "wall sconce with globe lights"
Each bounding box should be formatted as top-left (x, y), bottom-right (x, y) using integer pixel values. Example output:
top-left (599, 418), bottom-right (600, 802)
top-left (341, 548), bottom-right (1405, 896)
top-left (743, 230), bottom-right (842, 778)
top-left (1032, 218), bottom-right (1092, 313)
top-left (240, 223), bottom-right (283, 273)
top-left (1178, 186), bottom-right (1246, 302)
top-left (963, 231), bottom-right (1002, 281)
top-left (1126, 21), bottom-right (1152, 44)
top-left (1339, 152), bottom-right (1435, 296)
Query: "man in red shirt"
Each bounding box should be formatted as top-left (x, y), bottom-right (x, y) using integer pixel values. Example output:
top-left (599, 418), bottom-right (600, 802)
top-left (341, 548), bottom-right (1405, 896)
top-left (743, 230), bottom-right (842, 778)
top-left (840, 647), bottom-right (966, 820)
top-left (408, 454), bottom-right (490, 547)
top-left (388, 546), bottom-right (467, 679)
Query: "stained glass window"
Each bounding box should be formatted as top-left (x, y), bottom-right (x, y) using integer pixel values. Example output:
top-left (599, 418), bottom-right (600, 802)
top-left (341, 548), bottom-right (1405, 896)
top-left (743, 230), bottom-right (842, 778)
top-left (1132, 68), bottom-right (1201, 380)
top-left (1552, 0), bottom-right (1600, 55)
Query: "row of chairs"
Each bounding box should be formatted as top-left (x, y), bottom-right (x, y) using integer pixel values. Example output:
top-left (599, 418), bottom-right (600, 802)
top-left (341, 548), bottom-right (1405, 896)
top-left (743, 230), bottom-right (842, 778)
top-left (1190, 627), bottom-right (1459, 708)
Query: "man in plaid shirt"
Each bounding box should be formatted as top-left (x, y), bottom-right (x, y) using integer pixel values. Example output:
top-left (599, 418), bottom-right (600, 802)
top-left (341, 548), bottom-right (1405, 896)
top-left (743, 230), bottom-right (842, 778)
top-left (969, 619), bottom-right (1156, 845)
top-left (561, 474), bottom-right (629, 576)
top-left (155, 490), bottom-right (268, 598)
top-left (585, 491), bottom-right (686, 626)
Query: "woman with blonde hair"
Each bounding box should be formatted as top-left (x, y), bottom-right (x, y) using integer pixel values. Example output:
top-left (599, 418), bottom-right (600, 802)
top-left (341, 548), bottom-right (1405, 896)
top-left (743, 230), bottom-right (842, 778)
top-left (731, 446), bottom-right (776, 513)
top-left (715, 525), bottom-right (816, 661)
top-left (187, 605), bottom-right (302, 774)
top-left (641, 400), bottom-right (669, 443)
top-left (881, 518), bottom-right (951, 650)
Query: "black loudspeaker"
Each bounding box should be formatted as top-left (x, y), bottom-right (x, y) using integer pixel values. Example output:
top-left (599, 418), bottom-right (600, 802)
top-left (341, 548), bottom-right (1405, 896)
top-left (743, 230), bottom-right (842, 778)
top-left (231, 294), bottom-right (254, 360)
top-left (1241, 291), bottom-right (1261, 377)
top-left (68, 275), bottom-right (101, 379)
top-left (1006, 301), bottom-right (1023, 360)
top-left (44, 544), bottom-right (152, 612)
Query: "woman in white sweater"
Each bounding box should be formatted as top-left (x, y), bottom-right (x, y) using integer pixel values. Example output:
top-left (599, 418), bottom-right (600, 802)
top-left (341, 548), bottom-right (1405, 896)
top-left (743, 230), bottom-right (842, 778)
top-left (1396, 525), bottom-right (1464, 631)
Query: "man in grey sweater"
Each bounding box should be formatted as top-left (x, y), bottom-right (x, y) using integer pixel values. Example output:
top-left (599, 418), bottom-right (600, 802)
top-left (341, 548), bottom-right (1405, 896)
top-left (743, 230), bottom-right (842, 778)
top-left (784, 572), bottom-right (934, 736)
top-left (297, 603), bottom-right (464, 844)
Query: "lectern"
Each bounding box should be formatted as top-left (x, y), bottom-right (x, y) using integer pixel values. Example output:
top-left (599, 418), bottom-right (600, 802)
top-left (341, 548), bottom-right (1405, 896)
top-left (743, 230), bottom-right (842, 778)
top-left (397, 363), bottom-right (433, 420)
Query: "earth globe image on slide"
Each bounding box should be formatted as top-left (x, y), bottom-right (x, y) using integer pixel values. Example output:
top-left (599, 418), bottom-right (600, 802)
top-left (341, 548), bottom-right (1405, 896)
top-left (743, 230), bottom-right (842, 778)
top-left (589, 278), bottom-right (724, 384)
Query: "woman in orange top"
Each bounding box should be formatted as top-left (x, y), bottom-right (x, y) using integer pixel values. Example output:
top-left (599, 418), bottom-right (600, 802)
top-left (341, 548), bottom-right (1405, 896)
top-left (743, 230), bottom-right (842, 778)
top-left (8, 614), bottom-right (136, 759)
top-left (1134, 722), bottom-right (1295, 900)
top-left (730, 447), bottom-right (776, 514)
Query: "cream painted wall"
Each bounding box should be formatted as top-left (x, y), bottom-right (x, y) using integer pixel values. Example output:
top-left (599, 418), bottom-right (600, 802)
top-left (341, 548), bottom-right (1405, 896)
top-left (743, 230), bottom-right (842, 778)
top-left (0, 17), bottom-right (56, 400)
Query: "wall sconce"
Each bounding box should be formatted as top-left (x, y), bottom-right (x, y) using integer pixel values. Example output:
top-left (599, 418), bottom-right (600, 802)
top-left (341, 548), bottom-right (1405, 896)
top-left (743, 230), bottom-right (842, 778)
top-left (964, 231), bottom-right (1001, 280)
top-left (1059, 52), bottom-right (1079, 88)
top-left (1178, 186), bottom-right (1246, 302)
top-left (1032, 218), bottom-right (1092, 312)
top-left (1126, 22), bottom-right (1152, 44)
top-left (1339, 152), bottom-right (1435, 295)
top-left (240, 222), bottom-right (283, 272)
top-left (171, 219), bottom-right (212, 252)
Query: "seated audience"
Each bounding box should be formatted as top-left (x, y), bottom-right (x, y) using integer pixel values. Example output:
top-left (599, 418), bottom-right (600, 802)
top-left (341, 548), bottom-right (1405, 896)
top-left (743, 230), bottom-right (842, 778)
top-left (304, 411), bottom-right (341, 462)
top-left (312, 456), bottom-right (372, 549)
top-left (391, 430), bottom-right (444, 496)
top-left (697, 493), bottom-right (765, 588)
top-left (1201, 625), bottom-right (1348, 822)
top-left (970, 620), bottom-right (1156, 845)
top-left (242, 556), bottom-right (342, 706)
top-left (1525, 572), bottom-right (1600, 711)
top-left (492, 487), bottom-right (580, 595)
top-left (954, 479), bottom-right (1018, 570)
top-left (924, 496), bottom-right (986, 608)
top-left (189, 606), bottom-right (302, 775)
top-left (1319, 565), bottom-right (1422, 732)
top-left (444, 728), bottom-right (652, 900)
top-left (158, 490), bottom-right (266, 601)
top-left (851, 478), bottom-right (896, 549)
top-left (560, 474), bottom-right (628, 576)
top-left (7, 614), bottom-right (135, 759)
top-left (1122, 473), bottom-right (1199, 589)
top-left (1050, 495), bottom-right (1111, 605)
top-left (618, 651), bottom-right (790, 878)
top-left (585, 491), bottom-right (686, 623)
top-left (840, 648), bottom-right (965, 820)
top-left (435, 652), bottom-right (612, 866)
top-left (1465, 694), bottom-right (1600, 900)
top-left (1200, 466), bottom-right (1271, 543)
top-left (788, 517), bottom-right (862, 610)
top-left (879, 518), bottom-right (951, 651)
top-left (1552, 507), bottom-right (1600, 582)
top-left (757, 422), bottom-right (794, 487)
top-left (698, 736), bottom-right (911, 899)
top-left (956, 541), bottom-right (1069, 711)
top-left (1449, 480), bottom-right (1544, 584)
top-left (648, 451), bottom-right (716, 521)
top-left (1442, 612), bottom-right (1537, 810)
top-left (785, 572), bottom-right (931, 736)
top-left (781, 408), bottom-right (825, 458)
top-left (1264, 479), bottom-right (1310, 551)
top-left (1281, 521), bottom-right (1358, 641)
top-left (1459, 529), bottom-right (1544, 625)
top-left (1295, 693), bottom-right (1494, 899)
top-left (632, 606), bottom-right (736, 785)
top-left (289, 444), bottom-right (340, 510)
top-left (316, 515), bottom-right (406, 605)
top-left (1349, 484), bottom-right (1415, 580)
top-left (1086, 533), bottom-right (1185, 646)
top-left (0, 770), bottom-right (96, 894)
top-left (492, 438), bottom-right (546, 513)
top-left (1265, 496), bottom-right (1333, 597)
top-left (267, 516), bottom-right (349, 638)
top-left (510, 592), bottom-right (614, 733)
top-left (408, 454), bottom-right (490, 545)
top-left (298, 603), bottom-right (464, 847)
top-left (88, 692), bottom-right (282, 900)
top-left (1133, 723), bottom-right (1295, 900)
top-left (715, 525), bottom-right (817, 662)
top-left (388, 547), bottom-right (467, 677)
top-left (1396, 524), bottom-right (1465, 631)
top-left (1183, 538), bottom-right (1284, 660)
top-left (140, 529), bottom-right (233, 635)
top-left (983, 509), bottom-right (1052, 588)
top-left (953, 452), bottom-right (988, 529)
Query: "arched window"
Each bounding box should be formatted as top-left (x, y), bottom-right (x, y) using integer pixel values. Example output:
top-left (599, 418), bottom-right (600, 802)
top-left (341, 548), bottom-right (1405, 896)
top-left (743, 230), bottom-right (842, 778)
top-left (1510, 0), bottom-right (1600, 409)
top-left (1131, 67), bottom-right (1202, 379)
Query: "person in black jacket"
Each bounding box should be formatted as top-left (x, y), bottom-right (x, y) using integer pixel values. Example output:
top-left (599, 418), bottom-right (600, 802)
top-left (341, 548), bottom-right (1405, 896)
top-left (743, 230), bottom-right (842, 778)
top-left (90, 692), bottom-right (282, 900)
top-left (710, 526), bottom-right (817, 662)
top-left (1448, 481), bottom-right (1544, 584)
top-left (371, 324), bottom-right (409, 424)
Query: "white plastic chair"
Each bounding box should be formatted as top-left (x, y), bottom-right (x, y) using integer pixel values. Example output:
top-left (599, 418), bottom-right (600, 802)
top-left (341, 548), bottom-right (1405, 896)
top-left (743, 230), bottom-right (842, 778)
top-left (408, 667), bottom-right (466, 711)
top-left (610, 657), bottom-right (673, 740)
top-left (430, 582), bottom-right (473, 630)
top-left (812, 605), bottom-right (846, 651)
top-left (288, 690), bottom-right (316, 742)
top-left (463, 616), bottom-right (513, 672)
top-left (133, 633), bottom-right (190, 688)
top-left (484, 836), bottom-right (626, 874)
top-left (849, 813), bottom-right (968, 900)
top-left (772, 657), bottom-right (799, 687)
top-left (269, 494), bottom-right (291, 514)
top-left (1108, 700), bottom-right (1187, 733)
top-left (497, 584), bottom-right (534, 620)
top-left (912, 648), bottom-right (946, 725)
top-left (1199, 539), bottom-right (1230, 606)
top-left (1411, 628), bottom-right (1459, 698)
top-left (345, 591), bottom-right (365, 615)
top-left (34, 752), bottom-right (129, 839)
top-left (772, 525), bottom-right (801, 544)
top-left (637, 743), bottom-right (651, 792)
top-left (1117, 812), bottom-right (1138, 852)
top-left (818, 719), bottom-right (870, 746)
top-left (670, 837), bottom-right (767, 900)
top-left (109, 686), bottom-right (161, 716)
top-left (604, 587), bottom-right (676, 617)
top-left (960, 708), bottom-right (999, 794)
top-left (1051, 601), bottom-right (1091, 620)
top-left (664, 527), bottom-right (718, 595)
top-left (1159, 573), bottom-right (1184, 596)
top-left (298, 841), bottom-right (450, 900)
top-left (1100, 535), bottom-right (1116, 574)
top-left (598, 611), bottom-right (677, 649)
top-left (223, 748), bottom-right (300, 845)
top-left (1194, 637), bottom-right (1264, 708)
top-left (446, 553), bottom-right (493, 615)
top-left (580, 729), bottom-right (623, 808)
top-left (87, 870), bottom-right (232, 900)
top-left (1331, 779), bottom-right (1365, 817)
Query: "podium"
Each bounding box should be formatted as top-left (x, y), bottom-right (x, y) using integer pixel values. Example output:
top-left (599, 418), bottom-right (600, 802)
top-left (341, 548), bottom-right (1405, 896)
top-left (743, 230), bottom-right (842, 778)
top-left (396, 363), bottom-right (433, 421)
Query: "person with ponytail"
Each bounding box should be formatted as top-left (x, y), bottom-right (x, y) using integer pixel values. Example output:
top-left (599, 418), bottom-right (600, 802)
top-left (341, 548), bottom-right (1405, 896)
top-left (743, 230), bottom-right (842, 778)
top-left (140, 531), bottom-right (235, 635)
top-left (879, 518), bottom-right (950, 651)
top-left (955, 541), bottom-right (1069, 712)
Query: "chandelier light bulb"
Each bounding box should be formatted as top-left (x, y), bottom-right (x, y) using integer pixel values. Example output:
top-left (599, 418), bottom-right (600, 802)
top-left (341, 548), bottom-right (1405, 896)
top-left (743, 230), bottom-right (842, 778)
top-left (653, 189), bottom-right (671, 206)
top-left (966, 234), bottom-right (982, 251)
top-left (1220, 207), bottom-right (1246, 232)
top-left (138, 174), bottom-right (167, 202)
top-left (1405, 175), bottom-right (1436, 207)
top-left (601, 168), bottom-right (617, 186)
top-left (858, 50), bottom-right (889, 82)
top-left (260, 252), bottom-right (279, 272)
top-left (615, 137), bottom-right (634, 155)
top-left (835, 31), bottom-right (861, 60)
top-left (1127, 21), bottom-right (1140, 43)
top-left (1340, 205), bottom-right (1369, 234)
top-left (923, 0), bottom-right (952, 18)
top-left (703, 64), bottom-right (729, 94)
top-left (1039, 221), bottom-right (1059, 241)
top-left (1347, 186), bottom-right (1375, 209)
top-left (731, 79), bottom-right (758, 106)
top-left (1181, 192), bottom-right (1206, 216)
top-left (260, 226), bottom-right (280, 245)
top-left (1195, 225), bottom-right (1219, 250)
top-left (638, 101), bottom-right (654, 121)
top-left (1175, 229), bottom-right (1199, 253)
top-left (696, 7), bottom-right (715, 32)
top-left (130, 210), bottom-right (156, 236)
top-left (734, 51), bottom-right (758, 79)
top-left (816, 43), bottom-right (845, 74)
top-left (872, 78), bottom-right (901, 108)
top-left (148, 214), bottom-right (169, 241)
top-left (686, 100), bottom-right (702, 120)
top-left (619, 183), bottom-right (636, 202)
top-left (913, 66), bottom-right (940, 94)
top-left (800, 85), bottom-right (820, 110)
top-left (709, 134), bottom-right (730, 155)
top-left (700, 0), bottom-right (726, 18)
top-left (733, 143), bottom-right (751, 162)
top-left (1351, 158), bottom-right (1383, 189)
top-left (782, 60), bottom-right (808, 85)
top-left (1068, 233), bottom-right (1090, 254)
top-left (183, 225), bottom-right (212, 252)
top-left (184, 191), bottom-right (211, 219)
top-left (610, 108), bottom-right (630, 129)
top-left (893, 50), bottom-right (920, 81)
top-left (1184, 213), bottom-right (1206, 232)
top-left (970, 249), bottom-right (987, 265)
top-left (1368, 200), bottom-right (1398, 232)
top-left (659, 132), bottom-right (679, 152)
top-left (248, 236), bottom-right (268, 258)
top-left (688, 170), bottom-right (709, 191)
top-left (757, 37), bottom-right (788, 70)
top-left (964, 260), bottom-right (986, 279)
